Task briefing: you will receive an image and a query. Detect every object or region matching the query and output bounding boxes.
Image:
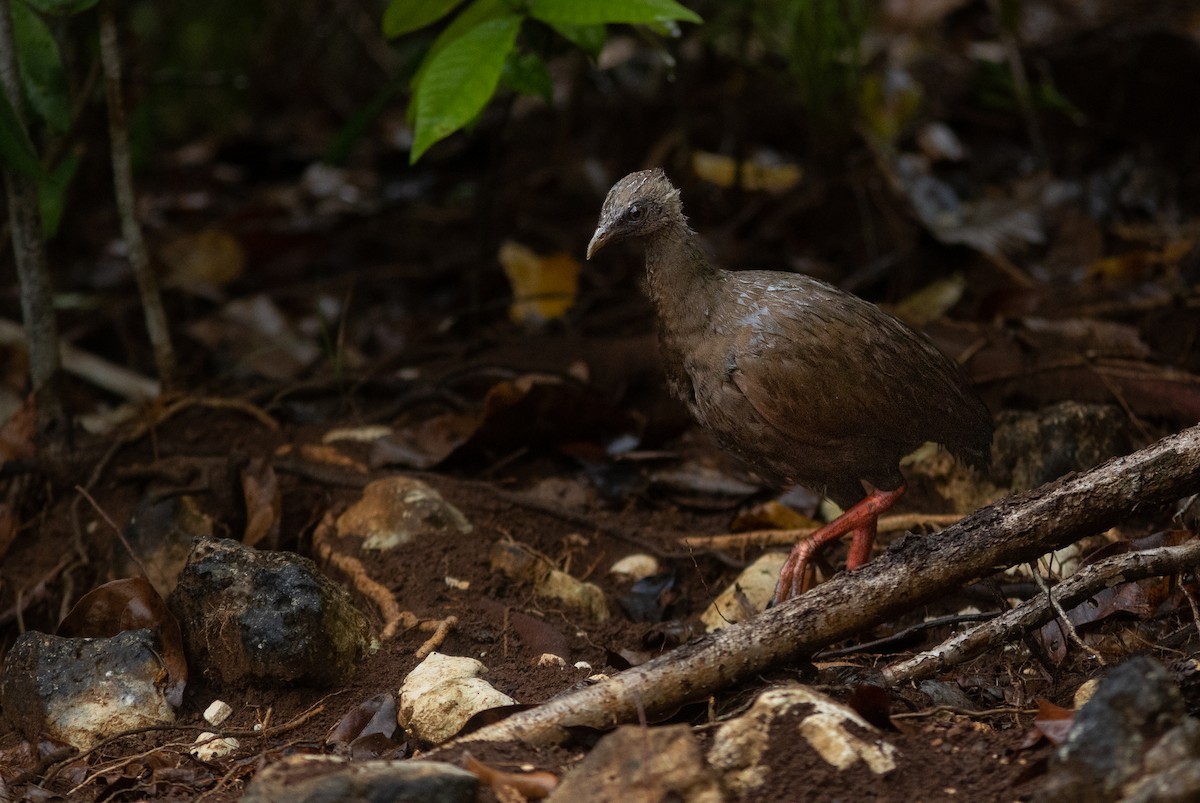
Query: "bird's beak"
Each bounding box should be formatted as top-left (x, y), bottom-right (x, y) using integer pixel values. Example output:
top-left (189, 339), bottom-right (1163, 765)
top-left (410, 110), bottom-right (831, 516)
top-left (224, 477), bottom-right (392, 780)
top-left (586, 226), bottom-right (609, 260)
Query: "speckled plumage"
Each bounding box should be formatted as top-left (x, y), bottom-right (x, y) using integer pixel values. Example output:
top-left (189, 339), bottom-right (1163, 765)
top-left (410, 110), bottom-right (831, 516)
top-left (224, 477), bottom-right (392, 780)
top-left (588, 169), bottom-right (992, 508)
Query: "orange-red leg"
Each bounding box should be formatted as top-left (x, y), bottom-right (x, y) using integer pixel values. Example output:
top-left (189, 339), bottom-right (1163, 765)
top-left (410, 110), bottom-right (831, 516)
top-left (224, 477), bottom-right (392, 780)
top-left (773, 484), bottom-right (907, 604)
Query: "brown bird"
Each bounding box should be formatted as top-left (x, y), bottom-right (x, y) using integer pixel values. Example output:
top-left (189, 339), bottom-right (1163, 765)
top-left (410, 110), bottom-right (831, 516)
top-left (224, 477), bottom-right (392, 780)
top-left (587, 169), bottom-right (992, 602)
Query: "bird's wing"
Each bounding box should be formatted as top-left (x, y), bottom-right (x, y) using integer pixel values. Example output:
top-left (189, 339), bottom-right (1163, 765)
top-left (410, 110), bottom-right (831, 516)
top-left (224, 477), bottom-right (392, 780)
top-left (719, 274), bottom-right (950, 453)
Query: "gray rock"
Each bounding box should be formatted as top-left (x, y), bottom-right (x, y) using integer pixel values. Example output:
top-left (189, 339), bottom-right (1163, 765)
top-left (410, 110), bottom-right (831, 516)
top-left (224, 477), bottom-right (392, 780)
top-left (1039, 656), bottom-right (1187, 801)
top-left (1, 629), bottom-right (175, 749)
top-left (242, 755), bottom-right (477, 803)
top-left (549, 724), bottom-right (721, 803)
top-left (168, 538), bottom-right (370, 686)
top-left (992, 402), bottom-right (1131, 491)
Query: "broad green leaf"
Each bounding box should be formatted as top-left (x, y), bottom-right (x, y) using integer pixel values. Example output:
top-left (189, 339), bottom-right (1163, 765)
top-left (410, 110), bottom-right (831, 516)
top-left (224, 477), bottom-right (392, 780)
top-left (501, 50), bottom-right (552, 101)
top-left (11, 0), bottom-right (71, 131)
top-left (528, 0), bottom-right (701, 26)
top-left (410, 14), bottom-right (521, 162)
top-left (39, 151), bottom-right (80, 236)
top-left (383, 0), bottom-right (467, 38)
top-left (407, 0), bottom-right (510, 125)
top-left (19, 0), bottom-right (98, 13)
top-left (549, 22), bottom-right (606, 57)
top-left (0, 91), bottom-right (40, 177)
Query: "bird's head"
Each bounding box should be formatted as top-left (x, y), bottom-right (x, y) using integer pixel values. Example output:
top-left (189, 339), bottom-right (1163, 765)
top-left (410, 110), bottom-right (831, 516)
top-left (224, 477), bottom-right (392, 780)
top-left (587, 169), bottom-right (685, 260)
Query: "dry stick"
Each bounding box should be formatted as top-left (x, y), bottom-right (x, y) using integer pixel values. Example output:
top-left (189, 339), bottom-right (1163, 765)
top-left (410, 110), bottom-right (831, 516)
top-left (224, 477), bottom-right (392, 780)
top-left (680, 513), bottom-right (965, 550)
top-left (0, 0), bottom-right (64, 428)
top-left (1030, 560), bottom-right (1107, 666)
top-left (98, 1), bottom-right (176, 388)
top-left (455, 424), bottom-right (1200, 746)
top-left (75, 484), bottom-right (150, 580)
top-left (882, 541), bottom-right (1200, 686)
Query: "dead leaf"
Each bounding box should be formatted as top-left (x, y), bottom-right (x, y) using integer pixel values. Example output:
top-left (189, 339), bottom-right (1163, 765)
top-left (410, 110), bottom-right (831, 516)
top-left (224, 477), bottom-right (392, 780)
top-left (241, 458), bottom-right (281, 548)
top-left (731, 500), bottom-right (818, 531)
top-left (326, 692), bottom-right (398, 747)
top-left (499, 241), bottom-right (581, 326)
top-left (0, 395), bottom-right (35, 462)
top-left (374, 373), bottom-right (641, 470)
top-left (298, 444), bottom-right (368, 474)
top-left (58, 577), bottom-right (188, 708)
top-left (692, 150), bottom-right (803, 193)
top-left (160, 228), bottom-right (246, 293)
top-left (1021, 699), bottom-right (1075, 748)
top-left (1037, 531), bottom-right (1187, 662)
top-left (463, 751), bottom-right (558, 799)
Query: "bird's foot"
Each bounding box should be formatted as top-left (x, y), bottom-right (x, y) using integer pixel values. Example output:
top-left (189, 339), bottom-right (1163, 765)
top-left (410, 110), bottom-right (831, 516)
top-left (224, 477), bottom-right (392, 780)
top-left (771, 484), bottom-right (907, 605)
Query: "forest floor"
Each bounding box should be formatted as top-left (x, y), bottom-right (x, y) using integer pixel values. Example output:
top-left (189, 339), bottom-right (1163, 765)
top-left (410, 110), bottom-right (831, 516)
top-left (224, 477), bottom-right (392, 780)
top-left (5, 3), bottom-right (1200, 800)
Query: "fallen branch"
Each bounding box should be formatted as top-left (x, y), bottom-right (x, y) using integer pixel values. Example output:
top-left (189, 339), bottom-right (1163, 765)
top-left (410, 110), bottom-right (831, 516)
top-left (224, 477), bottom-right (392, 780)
top-left (881, 541), bottom-right (1200, 685)
top-left (0, 318), bottom-right (160, 401)
top-left (681, 513), bottom-right (965, 550)
top-left (456, 424), bottom-right (1200, 746)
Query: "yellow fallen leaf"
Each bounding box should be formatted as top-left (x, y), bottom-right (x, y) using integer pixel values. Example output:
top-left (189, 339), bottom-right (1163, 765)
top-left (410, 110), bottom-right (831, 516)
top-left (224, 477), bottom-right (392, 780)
top-left (692, 151), bottom-right (804, 194)
top-left (1088, 239), bottom-right (1194, 281)
top-left (499, 241), bottom-right (581, 325)
top-left (160, 228), bottom-right (245, 291)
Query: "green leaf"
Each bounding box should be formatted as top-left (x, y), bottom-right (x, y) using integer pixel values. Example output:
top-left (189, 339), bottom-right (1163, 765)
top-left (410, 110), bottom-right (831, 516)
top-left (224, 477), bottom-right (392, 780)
top-left (11, 0), bottom-right (71, 132)
top-left (410, 14), bottom-right (522, 162)
top-left (39, 151), bottom-right (80, 236)
top-left (501, 50), bottom-right (552, 101)
top-left (549, 22), bottom-right (606, 57)
top-left (528, 0), bottom-right (701, 26)
top-left (0, 91), bottom-right (40, 177)
top-left (407, 0), bottom-right (510, 125)
top-left (19, 0), bottom-right (98, 13)
top-left (383, 0), bottom-right (467, 38)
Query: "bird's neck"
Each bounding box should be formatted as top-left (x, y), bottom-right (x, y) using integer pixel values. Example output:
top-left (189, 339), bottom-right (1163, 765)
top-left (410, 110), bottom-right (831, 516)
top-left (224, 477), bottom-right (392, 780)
top-left (644, 222), bottom-right (722, 330)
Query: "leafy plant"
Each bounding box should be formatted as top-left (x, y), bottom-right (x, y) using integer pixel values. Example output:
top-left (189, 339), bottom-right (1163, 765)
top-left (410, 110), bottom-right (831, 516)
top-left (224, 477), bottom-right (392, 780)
top-left (751, 0), bottom-right (870, 136)
top-left (382, 0), bottom-right (703, 162)
top-left (2, 0), bottom-right (98, 235)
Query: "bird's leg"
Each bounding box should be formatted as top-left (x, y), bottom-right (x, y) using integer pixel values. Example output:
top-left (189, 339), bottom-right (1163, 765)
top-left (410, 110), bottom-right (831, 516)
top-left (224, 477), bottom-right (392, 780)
top-left (773, 484), bottom-right (907, 604)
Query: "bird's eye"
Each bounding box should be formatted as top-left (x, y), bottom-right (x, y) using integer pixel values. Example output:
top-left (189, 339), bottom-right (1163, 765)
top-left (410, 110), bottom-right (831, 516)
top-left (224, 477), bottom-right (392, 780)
top-left (626, 205), bottom-right (643, 222)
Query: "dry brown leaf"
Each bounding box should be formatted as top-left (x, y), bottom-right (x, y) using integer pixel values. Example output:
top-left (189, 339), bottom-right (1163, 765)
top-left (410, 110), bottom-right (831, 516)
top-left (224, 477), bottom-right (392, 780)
top-left (241, 458), bottom-right (281, 548)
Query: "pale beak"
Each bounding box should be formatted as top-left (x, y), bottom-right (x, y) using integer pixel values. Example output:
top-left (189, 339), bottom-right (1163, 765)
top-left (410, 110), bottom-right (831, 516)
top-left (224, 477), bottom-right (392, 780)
top-left (586, 226), bottom-right (609, 260)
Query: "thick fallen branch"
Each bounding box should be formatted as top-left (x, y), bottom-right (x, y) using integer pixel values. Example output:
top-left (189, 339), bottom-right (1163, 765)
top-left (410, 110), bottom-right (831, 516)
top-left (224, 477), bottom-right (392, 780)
top-left (458, 424), bottom-right (1200, 746)
top-left (881, 541), bottom-right (1200, 686)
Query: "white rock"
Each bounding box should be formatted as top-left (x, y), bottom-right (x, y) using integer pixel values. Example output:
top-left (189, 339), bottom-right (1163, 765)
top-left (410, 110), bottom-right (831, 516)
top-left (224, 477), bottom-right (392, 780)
top-left (608, 554), bottom-right (660, 581)
top-left (537, 653), bottom-right (566, 668)
top-left (337, 477), bottom-right (472, 551)
top-left (191, 732), bottom-right (239, 760)
top-left (708, 685), bottom-right (898, 795)
top-left (398, 652), bottom-right (515, 745)
top-left (203, 699), bottom-right (233, 726)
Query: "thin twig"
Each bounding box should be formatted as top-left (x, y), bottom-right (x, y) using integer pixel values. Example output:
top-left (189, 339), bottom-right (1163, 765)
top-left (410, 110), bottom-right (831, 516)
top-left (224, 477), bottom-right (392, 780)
top-left (681, 513), bottom-right (965, 550)
top-left (99, 0), bottom-right (176, 387)
top-left (891, 704), bottom-right (1038, 721)
top-left (882, 542), bottom-right (1200, 686)
top-left (75, 484), bottom-right (150, 579)
top-left (1031, 561), bottom-right (1107, 666)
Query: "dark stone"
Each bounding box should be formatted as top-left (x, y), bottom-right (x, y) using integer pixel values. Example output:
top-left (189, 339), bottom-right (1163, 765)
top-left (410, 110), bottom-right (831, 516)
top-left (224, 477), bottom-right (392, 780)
top-left (1, 629), bottom-right (174, 748)
top-left (168, 538), bottom-right (370, 686)
top-left (1038, 656), bottom-right (1187, 801)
